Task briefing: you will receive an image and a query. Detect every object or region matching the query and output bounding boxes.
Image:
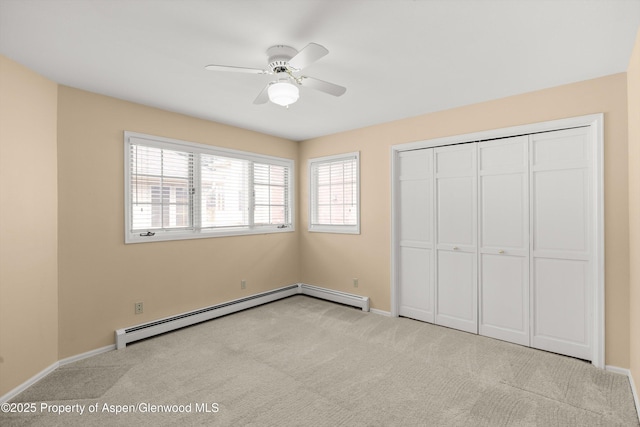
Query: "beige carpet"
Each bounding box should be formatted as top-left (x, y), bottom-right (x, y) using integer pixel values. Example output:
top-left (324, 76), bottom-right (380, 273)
top-left (2, 295), bottom-right (638, 426)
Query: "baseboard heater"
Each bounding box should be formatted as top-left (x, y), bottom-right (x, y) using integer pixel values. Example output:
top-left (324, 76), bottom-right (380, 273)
top-left (298, 283), bottom-right (370, 312)
top-left (115, 283), bottom-right (369, 349)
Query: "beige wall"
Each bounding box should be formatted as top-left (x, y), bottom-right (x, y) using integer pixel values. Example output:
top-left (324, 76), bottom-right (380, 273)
top-left (0, 56), bottom-right (59, 395)
top-left (299, 73), bottom-right (631, 368)
top-left (56, 86), bottom-right (299, 358)
top-left (628, 28), bottom-right (640, 401)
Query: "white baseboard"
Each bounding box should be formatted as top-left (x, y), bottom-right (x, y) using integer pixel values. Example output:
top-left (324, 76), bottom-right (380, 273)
top-left (370, 308), bottom-right (391, 317)
top-left (629, 370), bottom-right (640, 423)
top-left (0, 345), bottom-right (116, 404)
top-left (632, 371), bottom-right (640, 424)
top-left (605, 365), bottom-right (629, 376)
top-left (59, 344), bottom-right (115, 366)
top-left (606, 365), bottom-right (640, 423)
top-left (0, 361), bottom-right (58, 404)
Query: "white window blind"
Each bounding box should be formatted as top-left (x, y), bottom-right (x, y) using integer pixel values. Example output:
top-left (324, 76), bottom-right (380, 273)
top-left (309, 152), bottom-right (360, 234)
top-left (130, 144), bottom-right (194, 231)
top-left (200, 154), bottom-right (249, 229)
top-left (125, 132), bottom-right (294, 243)
top-left (254, 163), bottom-right (290, 226)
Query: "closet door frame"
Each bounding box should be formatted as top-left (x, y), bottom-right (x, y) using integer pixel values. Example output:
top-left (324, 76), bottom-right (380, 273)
top-left (390, 113), bottom-right (604, 368)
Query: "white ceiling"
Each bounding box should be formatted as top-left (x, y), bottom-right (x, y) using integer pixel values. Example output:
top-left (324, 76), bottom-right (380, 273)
top-left (1, 0), bottom-right (639, 141)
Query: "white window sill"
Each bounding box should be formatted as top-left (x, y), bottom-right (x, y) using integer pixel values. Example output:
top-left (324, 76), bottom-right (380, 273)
top-left (125, 225), bottom-right (295, 244)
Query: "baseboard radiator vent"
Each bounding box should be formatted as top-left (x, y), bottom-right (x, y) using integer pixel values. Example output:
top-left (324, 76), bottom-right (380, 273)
top-left (115, 284), bottom-right (299, 349)
top-left (115, 283), bottom-right (369, 350)
top-left (298, 283), bottom-right (370, 312)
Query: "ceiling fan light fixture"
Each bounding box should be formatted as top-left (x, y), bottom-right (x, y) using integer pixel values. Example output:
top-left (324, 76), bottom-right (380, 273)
top-left (268, 81), bottom-right (299, 107)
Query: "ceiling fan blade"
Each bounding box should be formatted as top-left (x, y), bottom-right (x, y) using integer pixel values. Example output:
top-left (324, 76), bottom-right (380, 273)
top-left (205, 64), bottom-right (267, 74)
top-left (253, 84), bottom-right (270, 104)
top-left (288, 43), bottom-right (329, 71)
top-left (299, 76), bottom-right (346, 97)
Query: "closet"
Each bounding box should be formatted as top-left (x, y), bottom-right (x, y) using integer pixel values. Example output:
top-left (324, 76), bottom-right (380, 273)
top-left (395, 123), bottom-right (598, 362)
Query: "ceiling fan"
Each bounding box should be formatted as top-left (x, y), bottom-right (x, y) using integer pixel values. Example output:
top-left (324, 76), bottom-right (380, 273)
top-left (205, 43), bottom-right (346, 108)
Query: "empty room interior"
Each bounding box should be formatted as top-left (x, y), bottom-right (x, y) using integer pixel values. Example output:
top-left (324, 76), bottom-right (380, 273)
top-left (1, 0), bottom-right (640, 425)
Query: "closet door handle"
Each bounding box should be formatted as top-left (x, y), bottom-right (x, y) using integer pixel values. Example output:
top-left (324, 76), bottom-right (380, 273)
top-left (498, 250), bottom-right (505, 254)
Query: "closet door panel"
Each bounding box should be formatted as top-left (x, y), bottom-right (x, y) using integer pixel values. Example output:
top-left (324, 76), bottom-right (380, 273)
top-left (398, 150), bottom-right (434, 322)
top-left (478, 137), bottom-right (529, 346)
top-left (436, 147), bottom-right (475, 174)
top-left (533, 169), bottom-right (588, 253)
top-left (480, 254), bottom-right (528, 344)
top-left (435, 144), bottom-right (477, 334)
top-left (480, 173), bottom-right (527, 249)
top-left (437, 250), bottom-right (476, 331)
top-left (532, 258), bottom-right (590, 359)
top-left (480, 141), bottom-right (527, 170)
top-left (532, 131), bottom-right (588, 166)
top-left (400, 179), bottom-right (430, 242)
top-left (530, 127), bottom-right (592, 360)
top-left (399, 246), bottom-right (433, 322)
top-left (437, 177), bottom-right (475, 246)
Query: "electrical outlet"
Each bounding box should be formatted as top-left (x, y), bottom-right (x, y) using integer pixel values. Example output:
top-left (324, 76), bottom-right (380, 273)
top-left (135, 302), bottom-right (143, 314)
top-left (241, 279), bottom-right (246, 290)
top-left (353, 278), bottom-right (359, 288)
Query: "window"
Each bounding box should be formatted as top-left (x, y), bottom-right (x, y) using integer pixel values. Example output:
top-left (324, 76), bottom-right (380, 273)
top-left (308, 152), bottom-right (360, 234)
top-left (125, 132), bottom-right (294, 243)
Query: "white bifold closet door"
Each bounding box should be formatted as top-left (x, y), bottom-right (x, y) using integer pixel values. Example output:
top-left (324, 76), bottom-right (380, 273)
top-left (434, 144), bottom-right (478, 334)
top-left (530, 127), bottom-right (593, 361)
top-left (396, 126), bottom-right (594, 361)
top-left (398, 149), bottom-right (434, 323)
top-left (478, 136), bottom-right (530, 346)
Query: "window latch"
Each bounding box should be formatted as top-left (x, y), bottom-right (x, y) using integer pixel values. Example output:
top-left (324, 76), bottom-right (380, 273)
top-left (140, 231), bottom-right (156, 237)
top-left (277, 224), bottom-right (288, 229)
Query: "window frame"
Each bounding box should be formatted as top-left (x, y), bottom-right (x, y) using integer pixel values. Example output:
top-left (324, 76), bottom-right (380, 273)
top-left (308, 151), bottom-right (360, 235)
top-left (124, 131), bottom-right (295, 244)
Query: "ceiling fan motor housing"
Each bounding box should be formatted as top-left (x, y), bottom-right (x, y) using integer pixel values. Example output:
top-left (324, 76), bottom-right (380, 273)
top-left (266, 45), bottom-right (298, 73)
